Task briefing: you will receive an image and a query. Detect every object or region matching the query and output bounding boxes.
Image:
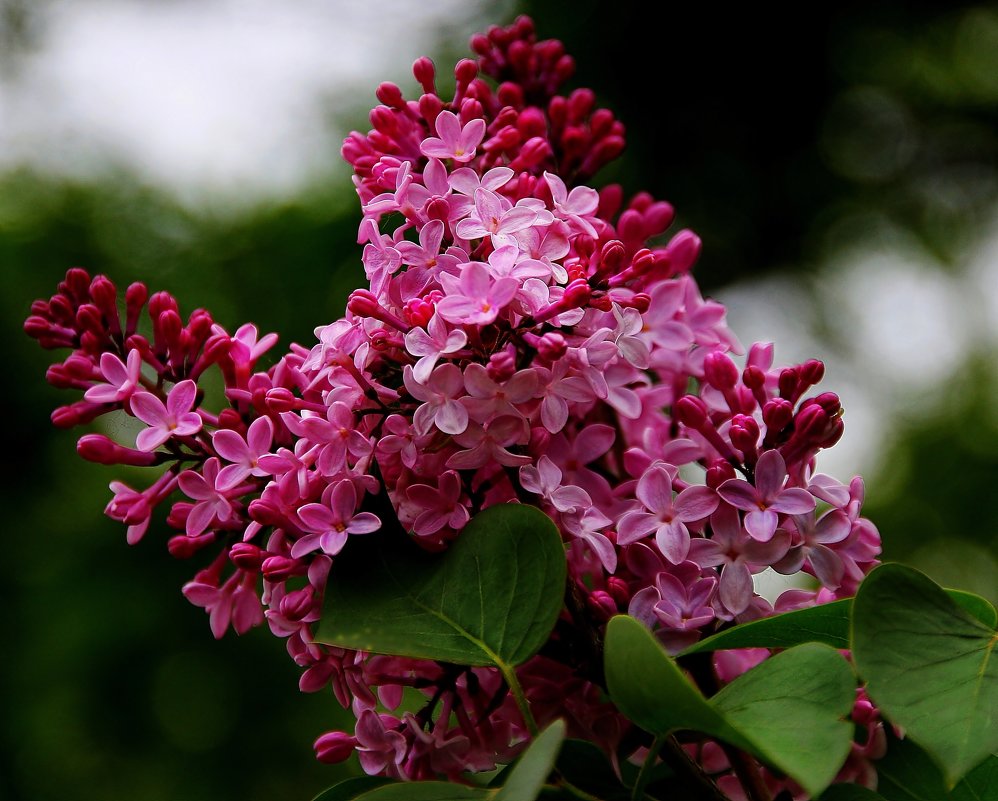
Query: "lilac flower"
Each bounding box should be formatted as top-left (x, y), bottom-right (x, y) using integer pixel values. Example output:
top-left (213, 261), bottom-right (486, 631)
top-left (543, 171), bottom-right (599, 237)
top-left (561, 506), bottom-right (617, 573)
top-left (131, 380), bottom-right (203, 451)
top-left (404, 313), bottom-right (467, 384)
top-left (178, 457), bottom-right (237, 537)
top-left (292, 480), bottom-right (380, 558)
top-left (84, 349), bottom-right (142, 404)
top-left (534, 361), bottom-right (595, 433)
top-left (404, 363), bottom-right (468, 436)
top-left (774, 508), bottom-right (851, 590)
top-left (436, 261), bottom-right (518, 326)
top-left (212, 416), bottom-right (275, 490)
top-left (617, 463), bottom-right (719, 564)
top-left (183, 569), bottom-right (264, 639)
top-left (461, 363), bottom-right (538, 423)
top-left (628, 562), bottom-right (717, 638)
top-left (717, 449), bottom-right (815, 541)
top-left (446, 416), bottom-right (530, 469)
top-left (455, 188), bottom-right (541, 246)
top-left (419, 110), bottom-right (486, 163)
top-left (405, 471), bottom-right (470, 536)
top-left (519, 456), bottom-right (591, 512)
top-left (281, 402), bottom-right (372, 476)
top-left (689, 503), bottom-right (791, 615)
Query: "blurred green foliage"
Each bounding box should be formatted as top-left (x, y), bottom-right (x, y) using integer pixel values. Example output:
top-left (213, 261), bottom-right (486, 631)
top-left (3, 3), bottom-right (998, 801)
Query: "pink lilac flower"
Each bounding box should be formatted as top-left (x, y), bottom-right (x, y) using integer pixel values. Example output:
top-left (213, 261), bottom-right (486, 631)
top-left (460, 363), bottom-right (538, 423)
top-left (419, 110), bottom-right (486, 163)
top-left (84, 349), bottom-right (143, 404)
top-left (519, 456), bottom-right (591, 512)
top-left (617, 463), bottom-right (719, 563)
top-left (405, 471), bottom-right (470, 536)
top-left (454, 188), bottom-right (542, 246)
top-left (212, 415), bottom-right (275, 490)
top-left (131, 380), bottom-right (203, 451)
top-left (717, 449), bottom-right (816, 541)
top-left (292, 479), bottom-right (381, 558)
top-left (177, 457), bottom-right (237, 537)
top-left (436, 261), bottom-right (518, 326)
top-left (404, 363), bottom-right (468, 436)
top-left (689, 503), bottom-right (792, 615)
top-left (404, 313), bottom-right (467, 384)
top-left (446, 416), bottom-right (531, 469)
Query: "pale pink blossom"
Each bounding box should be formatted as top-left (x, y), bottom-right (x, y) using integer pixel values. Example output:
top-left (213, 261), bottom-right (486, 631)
top-left (436, 261), bottom-right (518, 326)
top-left (178, 458), bottom-right (237, 537)
top-left (212, 416), bottom-right (275, 490)
top-left (404, 363), bottom-right (468, 436)
top-left (131, 380), bottom-right (203, 451)
top-left (455, 188), bottom-right (540, 246)
top-left (717, 449), bottom-right (815, 541)
top-left (404, 313), bottom-right (467, 384)
top-left (461, 363), bottom-right (538, 423)
top-left (519, 456), bottom-right (591, 513)
top-left (406, 471), bottom-right (470, 536)
top-left (292, 480), bottom-right (380, 558)
top-left (84, 349), bottom-right (143, 404)
top-left (420, 110), bottom-right (486, 163)
top-left (446, 416), bottom-right (530, 469)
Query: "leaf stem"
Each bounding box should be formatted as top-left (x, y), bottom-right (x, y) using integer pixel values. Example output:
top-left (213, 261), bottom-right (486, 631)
top-left (631, 734), bottom-right (666, 801)
top-left (500, 663), bottom-right (540, 737)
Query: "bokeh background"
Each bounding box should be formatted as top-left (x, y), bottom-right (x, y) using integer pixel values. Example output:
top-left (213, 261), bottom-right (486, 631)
top-left (3, 2), bottom-right (997, 799)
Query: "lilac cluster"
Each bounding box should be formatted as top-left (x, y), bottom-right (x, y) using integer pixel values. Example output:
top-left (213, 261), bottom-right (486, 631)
top-left (25, 16), bottom-right (883, 796)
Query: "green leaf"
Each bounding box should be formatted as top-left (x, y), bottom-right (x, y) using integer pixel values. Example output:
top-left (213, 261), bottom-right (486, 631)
top-left (494, 720), bottom-right (565, 801)
top-left (873, 736), bottom-right (998, 801)
top-left (605, 615), bottom-right (856, 797)
top-left (680, 598), bottom-right (853, 654)
top-left (681, 588), bottom-right (996, 655)
top-left (316, 504), bottom-right (566, 668)
top-left (311, 777), bottom-right (394, 801)
top-left (851, 564), bottom-right (998, 788)
top-left (353, 783), bottom-right (489, 800)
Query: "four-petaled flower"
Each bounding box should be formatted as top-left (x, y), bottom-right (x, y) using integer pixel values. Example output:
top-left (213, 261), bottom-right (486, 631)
top-left (131, 380), bottom-right (203, 451)
top-left (292, 479), bottom-right (381, 558)
top-left (717, 449), bottom-right (816, 541)
top-left (419, 110), bottom-right (486, 163)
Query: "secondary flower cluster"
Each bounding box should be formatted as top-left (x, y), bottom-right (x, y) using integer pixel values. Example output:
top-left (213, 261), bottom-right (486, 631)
top-left (25, 16), bottom-right (883, 798)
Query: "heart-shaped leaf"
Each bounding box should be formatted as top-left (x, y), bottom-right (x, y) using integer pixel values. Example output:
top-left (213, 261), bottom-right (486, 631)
top-left (870, 734), bottom-right (998, 801)
top-left (852, 564), bottom-right (998, 787)
top-left (605, 615), bottom-right (855, 797)
top-left (681, 589), bottom-right (996, 655)
top-left (680, 598), bottom-right (853, 654)
top-left (494, 719), bottom-right (565, 801)
top-left (316, 503), bottom-right (566, 669)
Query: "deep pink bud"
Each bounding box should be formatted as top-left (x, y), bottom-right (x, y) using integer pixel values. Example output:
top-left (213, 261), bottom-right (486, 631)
top-left (168, 533), bottom-right (216, 559)
top-left (229, 543), bottom-right (264, 571)
top-left (279, 586), bottom-right (316, 622)
top-left (51, 401), bottom-right (104, 428)
top-left (729, 415), bottom-right (760, 460)
top-left (454, 57), bottom-right (477, 86)
top-left (265, 387), bottom-right (298, 413)
top-left (801, 359), bottom-right (825, 385)
top-left (706, 459), bottom-right (737, 489)
top-left (704, 352), bottom-right (739, 390)
top-left (516, 107), bottom-right (547, 138)
top-left (536, 332), bottom-right (567, 361)
top-left (375, 82), bottom-right (404, 109)
top-left (742, 365), bottom-right (766, 390)
top-left (763, 398), bottom-right (794, 432)
top-left (607, 577), bottom-right (631, 607)
top-left (587, 590), bottom-right (618, 622)
top-left (486, 349), bottom-right (516, 382)
top-left (314, 731), bottom-right (358, 764)
top-left (261, 555), bottom-right (304, 582)
top-left (674, 395), bottom-right (709, 430)
top-left (78, 434), bottom-right (159, 466)
top-left (426, 197), bottom-right (450, 221)
top-left (778, 368), bottom-right (799, 400)
top-left (412, 57), bottom-right (436, 94)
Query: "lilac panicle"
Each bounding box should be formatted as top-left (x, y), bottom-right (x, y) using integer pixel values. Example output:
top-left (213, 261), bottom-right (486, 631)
top-left (25, 15), bottom-right (883, 797)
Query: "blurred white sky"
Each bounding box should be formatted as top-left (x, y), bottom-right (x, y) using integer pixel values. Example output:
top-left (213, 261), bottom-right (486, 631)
top-left (2, 0), bottom-right (997, 488)
top-left (0, 0), bottom-right (510, 204)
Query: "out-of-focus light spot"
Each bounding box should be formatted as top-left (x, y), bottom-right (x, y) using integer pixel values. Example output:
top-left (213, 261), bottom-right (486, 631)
top-left (820, 86), bottom-right (917, 183)
top-left (0, 0), bottom-right (508, 206)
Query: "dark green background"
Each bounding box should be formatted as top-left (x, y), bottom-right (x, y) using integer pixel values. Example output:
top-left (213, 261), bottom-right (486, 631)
top-left (3, 3), bottom-right (997, 799)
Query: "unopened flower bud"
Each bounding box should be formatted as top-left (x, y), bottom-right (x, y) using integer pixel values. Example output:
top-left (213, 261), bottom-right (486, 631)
top-left (229, 542), bottom-right (264, 571)
top-left (314, 731), bottom-right (358, 764)
top-left (704, 352), bottom-right (739, 390)
top-left (78, 434), bottom-right (159, 466)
